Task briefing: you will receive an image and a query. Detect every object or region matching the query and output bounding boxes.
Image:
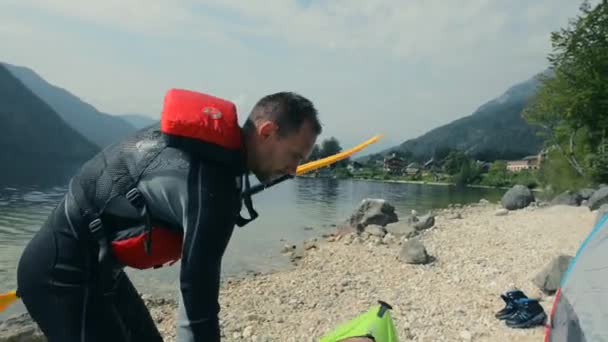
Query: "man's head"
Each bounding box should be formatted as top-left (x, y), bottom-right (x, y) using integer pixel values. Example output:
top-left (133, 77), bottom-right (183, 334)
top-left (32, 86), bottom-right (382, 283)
top-left (242, 92), bottom-right (322, 183)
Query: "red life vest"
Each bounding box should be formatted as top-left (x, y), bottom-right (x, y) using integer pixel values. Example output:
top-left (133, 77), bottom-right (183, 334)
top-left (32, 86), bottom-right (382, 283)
top-left (108, 88), bottom-right (244, 270)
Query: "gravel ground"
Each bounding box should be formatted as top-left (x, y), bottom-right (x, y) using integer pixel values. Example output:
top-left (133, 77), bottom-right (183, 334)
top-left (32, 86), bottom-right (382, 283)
top-left (150, 202), bottom-right (596, 341)
top-left (1, 201), bottom-right (596, 341)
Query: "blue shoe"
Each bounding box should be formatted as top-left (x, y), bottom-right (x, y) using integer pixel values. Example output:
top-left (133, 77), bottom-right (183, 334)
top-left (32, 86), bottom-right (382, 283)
top-left (495, 289), bottom-right (527, 320)
top-left (505, 298), bottom-right (547, 329)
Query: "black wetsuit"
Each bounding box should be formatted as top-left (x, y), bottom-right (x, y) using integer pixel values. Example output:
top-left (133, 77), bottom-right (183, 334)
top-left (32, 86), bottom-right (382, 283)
top-left (16, 127), bottom-right (249, 341)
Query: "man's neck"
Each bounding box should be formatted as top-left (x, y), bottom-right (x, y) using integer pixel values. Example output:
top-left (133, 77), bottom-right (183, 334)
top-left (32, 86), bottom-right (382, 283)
top-left (241, 127), bottom-right (256, 174)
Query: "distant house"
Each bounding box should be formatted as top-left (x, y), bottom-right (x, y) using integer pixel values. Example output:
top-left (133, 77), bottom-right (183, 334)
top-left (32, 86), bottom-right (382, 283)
top-left (506, 151), bottom-right (545, 172)
top-left (383, 153), bottom-right (406, 174)
top-left (405, 162), bottom-right (421, 175)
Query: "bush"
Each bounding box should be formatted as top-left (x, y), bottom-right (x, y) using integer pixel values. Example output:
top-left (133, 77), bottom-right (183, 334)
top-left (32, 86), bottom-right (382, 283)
top-left (537, 149), bottom-right (593, 194)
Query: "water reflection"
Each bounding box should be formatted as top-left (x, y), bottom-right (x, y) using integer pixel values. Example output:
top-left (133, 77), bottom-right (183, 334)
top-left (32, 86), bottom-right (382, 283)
top-left (295, 177), bottom-right (341, 225)
top-left (0, 177), bottom-right (507, 311)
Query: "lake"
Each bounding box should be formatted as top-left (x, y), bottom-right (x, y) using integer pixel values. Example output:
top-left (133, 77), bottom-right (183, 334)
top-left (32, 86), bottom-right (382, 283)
top-left (0, 177), bottom-right (506, 318)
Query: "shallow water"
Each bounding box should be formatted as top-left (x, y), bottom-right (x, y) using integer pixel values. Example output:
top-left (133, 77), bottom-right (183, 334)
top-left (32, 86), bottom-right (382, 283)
top-left (0, 177), bottom-right (505, 318)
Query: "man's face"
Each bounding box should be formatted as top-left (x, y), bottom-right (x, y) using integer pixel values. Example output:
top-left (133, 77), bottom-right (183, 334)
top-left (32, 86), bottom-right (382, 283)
top-left (253, 119), bottom-right (317, 183)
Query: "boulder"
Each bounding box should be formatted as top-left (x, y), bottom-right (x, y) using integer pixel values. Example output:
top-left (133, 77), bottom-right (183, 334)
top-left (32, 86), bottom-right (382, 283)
top-left (413, 213), bottom-right (435, 231)
top-left (501, 185), bottom-right (535, 210)
top-left (364, 224), bottom-right (386, 237)
top-left (398, 239), bottom-right (430, 264)
top-left (347, 198), bottom-right (398, 231)
top-left (382, 233), bottom-right (396, 245)
top-left (587, 186), bottom-right (608, 210)
top-left (0, 313), bottom-right (44, 342)
top-left (385, 222), bottom-right (418, 239)
top-left (578, 188), bottom-right (596, 201)
top-left (551, 190), bottom-right (583, 206)
top-left (533, 255), bottom-right (573, 295)
top-left (495, 209), bottom-right (509, 216)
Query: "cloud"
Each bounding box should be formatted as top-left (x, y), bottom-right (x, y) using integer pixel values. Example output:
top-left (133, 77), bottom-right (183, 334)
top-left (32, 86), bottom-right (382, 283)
top-left (1, 0), bottom-right (592, 147)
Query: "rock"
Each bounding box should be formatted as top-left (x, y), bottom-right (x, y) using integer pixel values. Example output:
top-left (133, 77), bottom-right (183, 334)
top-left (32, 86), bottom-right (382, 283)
top-left (385, 222), bottom-right (418, 238)
top-left (413, 213), bottom-right (435, 231)
top-left (281, 244), bottom-right (296, 254)
top-left (303, 239), bottom-right (318, 250)
top-left (459, 330), bottom-right (472, 341)
top-left (382, 233), bottom-right (396, 245)
top-left (243, 326), bottom-right (253, 338)
top-left (448, 212), bottom-right (462, 220)
top-left (537, 201), bottom-right (550, 208)
top-left (399, 239), bottom-right (430, 264)
top-left (501, 185), bottom-right (535, 210)
top-left (347, 198), bottom-right (398, 231)
top-left (406, 215), bottom-right (419, 225)
top-left (0, 313), bottom-right (45, 342)
top-left (289, 246), bottom-right (305, 262)
top-left (495, 209), bottom-right (509, 216)
top-left (551, 190), bottom-right (583, 206)
top-left (587, 186), bottom-right (608, 210)
top-left (533, 254), bottom-right (573, 294)
top-left (595, 203), bottom-right (608, 227)
top-left (335, 222), bottom-right (356, 236)
top-left (364, 224), bottom-right (386, 237)
top-left (479, 198), bottom-right (490, 205)
top-left (578, 188), bottom-right (596, 200)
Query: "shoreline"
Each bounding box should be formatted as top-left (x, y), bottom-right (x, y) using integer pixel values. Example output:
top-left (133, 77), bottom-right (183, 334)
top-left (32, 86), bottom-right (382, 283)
top-left (2, 199), bottom-right (599, 341)
top-left (305, 175), bottom-right (543, 192)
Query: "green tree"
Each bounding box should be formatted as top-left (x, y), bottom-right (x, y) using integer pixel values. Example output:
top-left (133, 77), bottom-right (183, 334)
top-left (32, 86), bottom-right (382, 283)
top-left (480, 160), bottom-right (510, 187)
top-left (452, 159), bottom-right (482, 186)
top-left (523, 0), bottom-right (608, 184)
top-left (320, 137), bottom-right (342, 158)
top-left (306, 144), bottom-right (321, 162)
top-left (319, 137), bottom-right (349, 168)
top-left (433, 146), bottom-right (455, 162)
top-left (442, 150), bottom-right (470, 175)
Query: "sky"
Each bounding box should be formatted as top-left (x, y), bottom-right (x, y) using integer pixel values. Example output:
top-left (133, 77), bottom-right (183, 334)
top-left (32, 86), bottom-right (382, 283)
top-left (1, 0), bottom-right (594, 152)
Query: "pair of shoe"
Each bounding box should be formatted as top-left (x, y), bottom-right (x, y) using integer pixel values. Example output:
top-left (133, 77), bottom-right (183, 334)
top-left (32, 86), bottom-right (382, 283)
top-left (494, 289), bottom-right (547, 328)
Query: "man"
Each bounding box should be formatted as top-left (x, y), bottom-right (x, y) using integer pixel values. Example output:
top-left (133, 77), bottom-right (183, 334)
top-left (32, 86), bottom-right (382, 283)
top-left (16, 89), bottom-right (322, 341)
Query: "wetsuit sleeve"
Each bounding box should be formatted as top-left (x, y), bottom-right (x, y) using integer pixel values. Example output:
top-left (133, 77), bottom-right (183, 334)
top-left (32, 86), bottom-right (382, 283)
top-left (176, 160), bottom-right (239, 342)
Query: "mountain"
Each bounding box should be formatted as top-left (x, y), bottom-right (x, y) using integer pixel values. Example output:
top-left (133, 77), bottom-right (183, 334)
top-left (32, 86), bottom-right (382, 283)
top-left (0, 64), bottom-right (99, 184)
top-left (119, 113), bottom-right (159, 129)
top-left (371, 71), bottom-right (548, 162)
top-left (2, 62), bottom-right (137, 148)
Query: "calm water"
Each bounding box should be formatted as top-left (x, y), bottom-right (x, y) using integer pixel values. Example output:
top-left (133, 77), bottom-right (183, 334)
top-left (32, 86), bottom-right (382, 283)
top-left (0, 177), bottom-right (505, 318)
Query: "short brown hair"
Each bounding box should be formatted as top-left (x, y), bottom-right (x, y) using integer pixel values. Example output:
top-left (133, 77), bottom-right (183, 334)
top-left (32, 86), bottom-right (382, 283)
top-left (244, 92), bottom-right (322, 137)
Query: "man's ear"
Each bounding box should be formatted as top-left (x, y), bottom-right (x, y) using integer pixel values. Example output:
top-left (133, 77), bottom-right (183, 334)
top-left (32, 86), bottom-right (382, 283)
top-left (258, 121), bottom-right (278, 140)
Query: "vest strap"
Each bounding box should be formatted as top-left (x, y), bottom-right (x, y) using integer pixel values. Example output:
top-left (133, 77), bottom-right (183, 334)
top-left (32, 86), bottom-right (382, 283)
top-left (88, 217), bottom-right (111, 267)
top-left (125, 188), bottom-right (153, 255)
top-left (236, 175), bottom-right (259, 227)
